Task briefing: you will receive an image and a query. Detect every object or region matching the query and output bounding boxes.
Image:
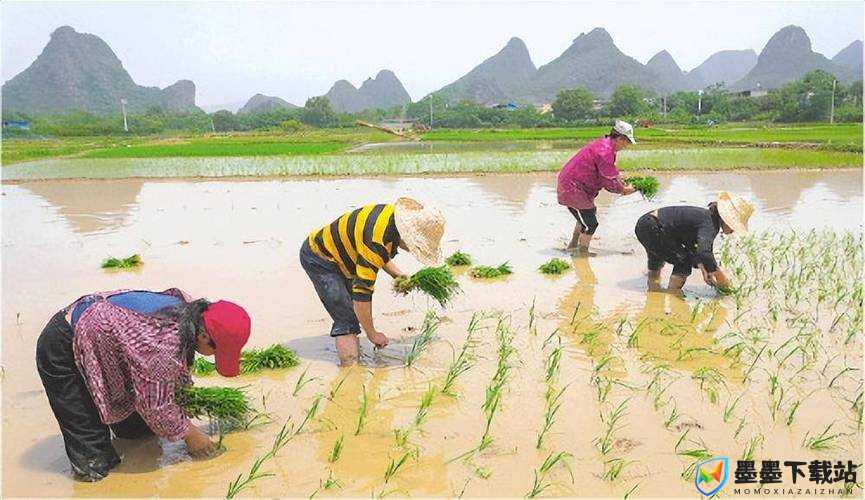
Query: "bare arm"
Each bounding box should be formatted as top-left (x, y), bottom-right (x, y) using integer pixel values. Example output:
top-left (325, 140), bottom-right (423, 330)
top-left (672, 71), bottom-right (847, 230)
top-left (382, 259), bottom-right (406, 279)
top-left (353, 300), bottom-right (388, 348)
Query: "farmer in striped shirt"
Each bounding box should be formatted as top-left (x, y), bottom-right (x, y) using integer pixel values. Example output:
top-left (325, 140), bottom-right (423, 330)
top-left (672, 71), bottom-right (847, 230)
top-left (35, 289), bottom-right (251, 481)
top-left (301, 198), bottom-right (445, 366)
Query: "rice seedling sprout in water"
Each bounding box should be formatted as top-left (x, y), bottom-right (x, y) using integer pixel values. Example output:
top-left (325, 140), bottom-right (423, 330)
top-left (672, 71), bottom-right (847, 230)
top-left (191, 344), bottom-right (299, 376)
top-left (470, 262), bottom-right (513, 279)
top-left (405, 311), bottom-right (439, 367)
top-left (101, 254), bottom-right (142, 269)
top-left (539, 258), bottom-right (570, 275)
top-left (445, 250), bottom-right (472, 266)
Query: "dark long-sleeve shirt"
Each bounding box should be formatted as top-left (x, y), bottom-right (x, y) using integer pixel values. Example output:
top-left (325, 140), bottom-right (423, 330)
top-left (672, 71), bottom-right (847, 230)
top-left (656, 206), bottom-right (721, 272)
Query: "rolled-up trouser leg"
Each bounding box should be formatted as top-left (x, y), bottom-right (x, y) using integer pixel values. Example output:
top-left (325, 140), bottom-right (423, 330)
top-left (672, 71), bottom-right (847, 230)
top-left (35, 311), bottom-right (120, 481)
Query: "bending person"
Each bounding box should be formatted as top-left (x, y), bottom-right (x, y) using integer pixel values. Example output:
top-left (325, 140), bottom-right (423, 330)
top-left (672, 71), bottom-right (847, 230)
top-left (300, 198), bottom-right (444, 366)
top-left (36, 288), bottom-right (251, 481)
top-left (634, 192), bottom-right (754, 292)
top-left (557, 120), bottom-right (638, 252)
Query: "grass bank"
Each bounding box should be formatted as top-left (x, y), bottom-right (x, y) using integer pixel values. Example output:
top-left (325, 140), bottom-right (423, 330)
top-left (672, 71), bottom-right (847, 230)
top-left (421, 123), bottom-right (863, 151)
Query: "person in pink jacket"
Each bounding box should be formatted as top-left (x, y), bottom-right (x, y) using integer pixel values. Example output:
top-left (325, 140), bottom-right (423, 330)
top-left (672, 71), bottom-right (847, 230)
top-left (557, 120), bottom-right (638, 251)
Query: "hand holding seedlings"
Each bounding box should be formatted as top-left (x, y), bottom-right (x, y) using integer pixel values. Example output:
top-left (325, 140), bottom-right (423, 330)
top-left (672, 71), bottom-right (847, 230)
top-left (624, 176), bottom-right (660, 199)
top-left (393, 266), bottom-right (461, 306)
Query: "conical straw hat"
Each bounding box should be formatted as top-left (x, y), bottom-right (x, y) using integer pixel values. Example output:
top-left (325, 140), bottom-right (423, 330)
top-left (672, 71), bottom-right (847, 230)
top-left (394, 197), bottom-right (444, 266)
top-left (717, 191), bottom-right (754, 234)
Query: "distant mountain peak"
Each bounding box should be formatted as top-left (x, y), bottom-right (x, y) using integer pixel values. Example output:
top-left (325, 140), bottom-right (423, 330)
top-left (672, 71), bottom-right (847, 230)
top-left (2, 25), bottom-right (199, 116)
top-left (762, 25), bottom-right (812, 58)
top-left (237, 93), bottom-right (297, 114)
top-left (648, 50), bottom-right (681, 70)
top-left (832, 40), bottom-right (863, 74)
top-left (324, 70), bottom-right (410, 113)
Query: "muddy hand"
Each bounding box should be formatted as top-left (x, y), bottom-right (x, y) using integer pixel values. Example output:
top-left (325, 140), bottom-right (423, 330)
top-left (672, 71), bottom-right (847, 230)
top-left (185, 426), bottom-right (216, 459)
top-left (367, 330), bottom-right (389, 349)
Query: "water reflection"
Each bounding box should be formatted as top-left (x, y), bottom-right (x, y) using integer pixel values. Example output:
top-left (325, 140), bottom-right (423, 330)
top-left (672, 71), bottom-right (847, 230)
top-left (20, 181), bottom-right (143, 235)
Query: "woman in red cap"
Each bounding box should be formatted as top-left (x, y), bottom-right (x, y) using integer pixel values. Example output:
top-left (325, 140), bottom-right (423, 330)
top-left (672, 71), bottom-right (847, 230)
top-left (35, 288), bottom-right (251, 482)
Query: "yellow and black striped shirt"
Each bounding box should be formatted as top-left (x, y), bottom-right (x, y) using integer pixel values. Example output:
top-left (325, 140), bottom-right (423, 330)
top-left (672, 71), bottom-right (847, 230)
top-left (307, 203), bottom-right (400, 301)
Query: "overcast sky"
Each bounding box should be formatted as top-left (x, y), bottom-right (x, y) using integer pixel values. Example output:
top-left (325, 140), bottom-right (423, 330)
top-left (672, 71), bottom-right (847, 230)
top-left (2, 1), bottom-right (863, 109)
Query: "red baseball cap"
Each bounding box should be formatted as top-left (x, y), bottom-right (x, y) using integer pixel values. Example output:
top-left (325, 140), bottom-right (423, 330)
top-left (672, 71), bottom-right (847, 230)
top-left (202, 300), bottom-right (251, 377)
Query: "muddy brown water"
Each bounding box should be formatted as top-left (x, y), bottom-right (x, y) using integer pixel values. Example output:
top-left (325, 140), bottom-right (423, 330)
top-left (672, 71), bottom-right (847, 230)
top-left (2, 170), bottom-right (862, 497)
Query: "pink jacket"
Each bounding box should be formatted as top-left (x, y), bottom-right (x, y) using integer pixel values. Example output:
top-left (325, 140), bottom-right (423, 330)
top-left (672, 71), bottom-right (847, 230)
top-left (557, 137), bottom-right (625, 209)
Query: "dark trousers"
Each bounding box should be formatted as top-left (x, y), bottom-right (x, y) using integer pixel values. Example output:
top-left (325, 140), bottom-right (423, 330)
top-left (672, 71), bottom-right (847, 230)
top-left (634, 213), bottom-right (694, 277)
top-left (568, 207), bottom-right (599, 235)
top-left (35, 311), bottom-right (154, 481)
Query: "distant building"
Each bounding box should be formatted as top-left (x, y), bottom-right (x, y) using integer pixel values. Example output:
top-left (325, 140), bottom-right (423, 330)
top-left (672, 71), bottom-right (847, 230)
top-left (536, 103), bottom-right (553, 114)
top-left (591, 99), bottom-right (607, 112)
top-left (2, 119), bottom-right (30, 131)
top-left (379, 118), bottom-right (420, 134)
top-left (734, 89), bottom-right (768, 98)
top-left (489, 102), bottom-right (519, 111)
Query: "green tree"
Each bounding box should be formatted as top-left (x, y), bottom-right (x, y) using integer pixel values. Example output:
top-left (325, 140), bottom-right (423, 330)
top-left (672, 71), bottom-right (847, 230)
top-left (607, 85), bottom-right (649, 117)
top-left (211, 110), bottom-right (238, 132)
top-left (301, 96), bottom-right (336, 127)
top-left (551, 87), bottom-right (595, 122)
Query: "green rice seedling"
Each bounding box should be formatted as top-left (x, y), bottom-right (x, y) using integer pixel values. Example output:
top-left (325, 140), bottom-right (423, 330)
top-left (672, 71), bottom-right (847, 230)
top-left (445, 250), bottom-right (472, 267)
top-left (321, 473), bottom-right (342, 491)
top-left (328, 435), bottom-right (344, 463)
top-left (474, 467), bottom-right (491, 479)
top-left (241, 344), bottom-right (299, 374)
top-left (355, 384), bottom-right (368, 436)
top-left (545, 345), bottom-right (563, 383)
top-left (413, 385), bottom-right (436, 427)
top-left (470, 262), bottom-right (513, 279)
top-left (405, 311), bottom-right (440, 367)
top-left (177, 385), bottom-right (253, 427)
top-left (393, 266), bottom-right (461, 307)
top-left (742, 434), bottom-right (764, 461)
top-left (226, 420), bottom-right (295, 498)
top-left (734, 417), bottom-right (747, 440)
top-left (595, 399), bottom-right (630, 455)
top-left (293, 396), bottom-right (321, 436)
top-left (101, 254), bottom-right (142, 269)
top-left (441, 314), bottom-right (480, 396)
top-left (393, 428), bottom-right (410, 447)
top-left (191, 344), bottom-right (299, 376)
top-left (526, 452), bottom-right (574, 498)
top-left (664, 404), bottom-right (680, 429)
top-left (724, 394), bottom-right (743, 423)
top-left (538, 258), bottom-right (571, 275)
top-left (786, 400), bottom-right (802, 426)
top-left (623, 482), bottom-right (641, 499)
top-left (602, 458), bottom-right (634, 482)
top-left (383, 450), bottom-right (414, 484)
top-left (802, 422), bottom-right (844, 450)
top-left (191, 356), bottom-right (217, 376)
top-left (625, 176), bottom-right (660, 199)
top-left (537, 386), bottom-right (567, 449)
top-left (293, 366), bottom-right (317, 396)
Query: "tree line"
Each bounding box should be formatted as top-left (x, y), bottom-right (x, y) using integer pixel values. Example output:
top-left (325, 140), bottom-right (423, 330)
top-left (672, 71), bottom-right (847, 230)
top-left (3, 70), bottom-right (861, 137)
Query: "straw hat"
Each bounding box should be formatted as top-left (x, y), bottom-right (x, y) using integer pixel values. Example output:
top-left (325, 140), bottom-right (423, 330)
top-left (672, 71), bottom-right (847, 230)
top-left (717, 192), bottom-right (754, 234)
top-left (394, 197), bottom-right (444, 266)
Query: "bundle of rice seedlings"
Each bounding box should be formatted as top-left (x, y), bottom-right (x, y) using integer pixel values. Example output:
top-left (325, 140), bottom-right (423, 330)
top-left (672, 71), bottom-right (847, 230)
top-left (539, 258), bottom-right (571, 275)
top-left (393, 266), bottom-right (461, 307)
top-left (445, 251), bottom-right (472, 267)
top-left (240, 344), bottom-right (299, 374)
top-left (101, 254), bottom-right (142, 269)
top-left (177, 385), bottom-right (252, 425)
top-left (470, 262), bottom-right (513, 279)
top-left (625, 176), bottom-right (660, 199)
top-left (191, 344), bottom-right (299, 376)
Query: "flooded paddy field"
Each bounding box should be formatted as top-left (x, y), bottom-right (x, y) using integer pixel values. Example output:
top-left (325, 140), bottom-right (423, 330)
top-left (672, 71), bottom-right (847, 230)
top-left (2, 169), bottom-right (862, 497)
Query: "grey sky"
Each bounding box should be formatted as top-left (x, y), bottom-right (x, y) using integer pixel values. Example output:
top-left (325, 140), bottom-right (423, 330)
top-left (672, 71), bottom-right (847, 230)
top-left (2, 1), bottom-right (863, 109)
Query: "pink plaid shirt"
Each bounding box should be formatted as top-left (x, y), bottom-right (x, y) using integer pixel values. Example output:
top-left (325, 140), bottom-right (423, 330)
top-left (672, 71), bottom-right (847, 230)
top-left (68, 289), bottom-right (192, 441)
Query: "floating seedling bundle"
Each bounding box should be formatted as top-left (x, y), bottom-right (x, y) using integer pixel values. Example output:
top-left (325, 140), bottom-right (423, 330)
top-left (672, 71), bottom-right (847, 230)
top-left (539, 258), bottom-right (571, 275)
top-left (625, 176), bottom-right (660, 199)
top-left (393, 265), bottom-right (461, 307)
top-left (445, 250), bottom-right (472, 266)
top-left (191, 344), bottom-right (299, 376)
top-left (471, 262), bottom-right (513, 278)
top-left (101, 254), bottom-right (142, 269)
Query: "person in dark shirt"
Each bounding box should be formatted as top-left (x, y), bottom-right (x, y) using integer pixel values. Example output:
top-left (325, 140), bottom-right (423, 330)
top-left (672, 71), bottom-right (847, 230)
top-left (634, 192), bottom-right (754, 292)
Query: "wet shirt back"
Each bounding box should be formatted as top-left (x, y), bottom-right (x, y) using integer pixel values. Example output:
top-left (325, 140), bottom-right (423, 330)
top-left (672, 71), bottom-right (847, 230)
top-left (656, 206), bottom-right (721, 272)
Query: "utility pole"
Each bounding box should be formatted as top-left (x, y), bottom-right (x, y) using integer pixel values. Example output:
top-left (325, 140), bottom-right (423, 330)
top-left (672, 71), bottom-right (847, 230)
top-left (429, 99), bottom-right (433, 129)
top-left (829, 79), bottom-right (837, 124)
top-left (120, 98), bottom-right (129, 132)
top-left (697, 90), bottom-right (703, 115)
